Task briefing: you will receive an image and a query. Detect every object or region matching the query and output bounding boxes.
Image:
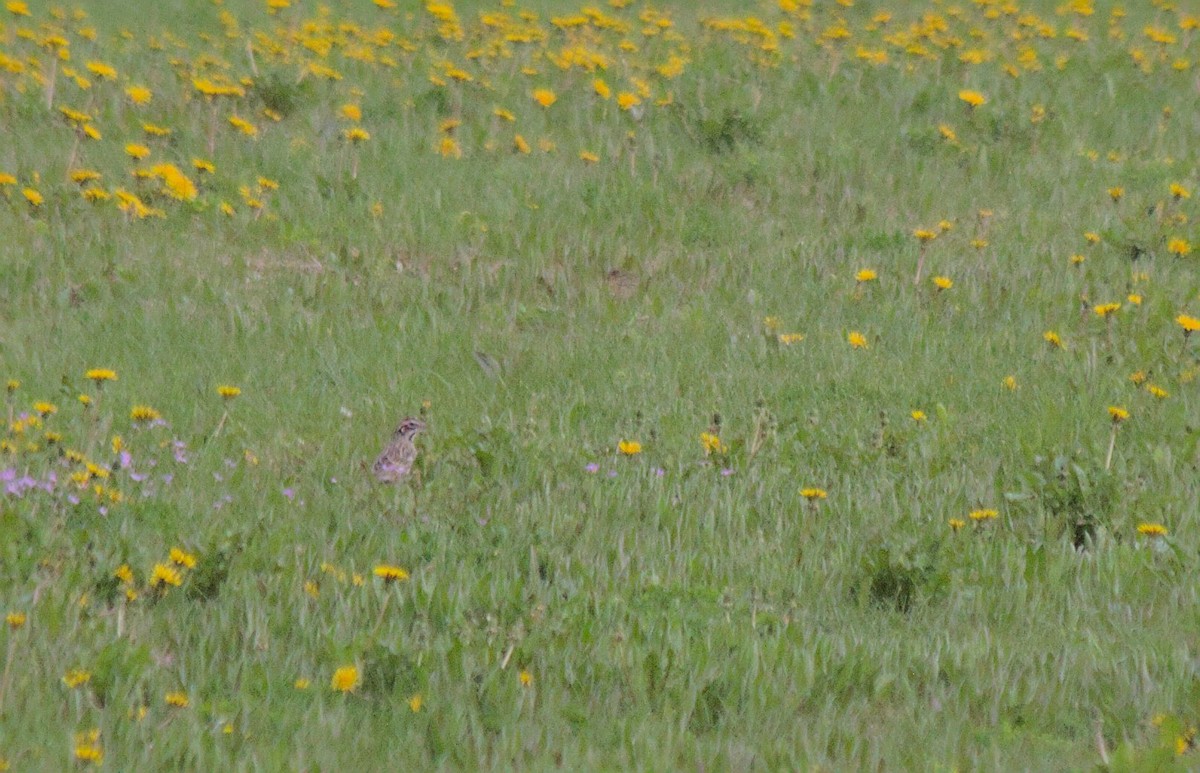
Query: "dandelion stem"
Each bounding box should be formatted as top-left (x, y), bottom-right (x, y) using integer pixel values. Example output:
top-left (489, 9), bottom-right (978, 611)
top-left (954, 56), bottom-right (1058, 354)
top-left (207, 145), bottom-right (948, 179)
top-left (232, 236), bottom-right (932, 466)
top-left (0, 637), bottom-right (16, 714)
top-left (213, 410), bottom-right (229, 438)
top-left (913, 245), bottom-right (927, 286)
top-left (1104, 426), bottom-right (1118, 471)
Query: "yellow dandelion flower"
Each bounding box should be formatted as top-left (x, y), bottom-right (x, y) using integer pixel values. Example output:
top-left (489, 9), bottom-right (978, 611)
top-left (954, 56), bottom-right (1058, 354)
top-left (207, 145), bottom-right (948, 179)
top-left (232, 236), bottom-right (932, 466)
top-left (1093, 302), bottom-right (1121, 318)
top-left (958, 89), bottom-right (986, 107)
top-left (1127, 294), bottom-right (1142, 305)
top-left (193, 158), bottom-right (215, 174)
top-left (1129, 370), bottom-right (1147, 385)
top-left (579, 150), bottom-right (600, 164)
top-left (125, 85), bottom-right (152, 105)
top-left (343, 127), bottom-right (371, 143)
top-left (911, 410), bottom-right (927, 422)
top-left (593, 79), bottom-right (612, 99)
top-left (217, 385), bottom-right (241, 399)
top-left (63, 668), bottom-right (92, 688)
top-left (409, 693), bottom-right (423, 712)
top-left (228, 115), bottom-right (258, 137)
top-left (86, 368), bottom-right (117, 383)
top-left (439, 137), bottom-right (462, 158)
top-left (800, 488), bottom-right (827, 500)
top-left (169, 547), bottom-right (196, 569)
top-left (124, 143), bottom-right (151, 160)
top-left (5, 612), bottom-right (25, 629)
top-left (114, 564), bottom-right (134, 584)
top-left (1003, 375), bottom-right (1018, 390)
top-left (519, 669), bottom-right (533, 687)
top-left (22, 188), bottom-right (42, 207)
top-left (373, 564), bottom-right (409, 582)
top-left (848, 331), bottom-right (868, 349)
top-left (164, 691), bottom-right (189, 708)
top-left (331, 665), bottom-right (359, 693)
top-left (913, 228), bottom-right (937, 242)
top-left (130, 405), bottom-right (161, 422)
top-left (1146, 384), bottom-right (1168, 399)
top-left (938, 124), bottom-right (957, 142)
top-left (948, 518), bottom-right (965, 532)
top-left (1167, 238), bottom-right (1192, 257)
top-left (1107, 186), bottom-right (1124, 202)
top-left (618, 440), bottom-right (642, 456)
top-left (33, 401), bottom-right (56, 416)
top-left (492, 107), bottom-right (515, 122)
top-left (1107, 406), bottom-right (1130, 423)
top-left (932, 276), bottom-right (953, 290)
top-left (532, 88), bottom-right (557, 107)
top-left (1176, 314), bottom-right (1200, 334)
top-left (617, 92), bottom-right (642, 111)
top-left (1169, 183), bottom-right (1191, 200)
top-left (339, 103), bottom-right (362, 122)
top-left (294, 678), bottom-right (310, 690)
top-left (777, 333), bottom-right (804, 345)
top-left (150, 563), bottom-right (182, 589)
top-left (1137, 523), bottom-right (1167, 537)
top-left (1043, 331), bottom-right (1064, 349)
top-left (1084, 232), bottom-right (1101, 244)
top-left (968, 508), bottom-right (998, 522)
top-left (855, 268), bottom-right (877, 283)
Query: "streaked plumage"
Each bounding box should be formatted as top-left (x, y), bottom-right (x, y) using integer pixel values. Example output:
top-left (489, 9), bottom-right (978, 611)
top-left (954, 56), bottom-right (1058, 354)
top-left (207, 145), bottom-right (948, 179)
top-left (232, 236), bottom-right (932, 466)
top-left (372, 417), bottom-right (425, 483)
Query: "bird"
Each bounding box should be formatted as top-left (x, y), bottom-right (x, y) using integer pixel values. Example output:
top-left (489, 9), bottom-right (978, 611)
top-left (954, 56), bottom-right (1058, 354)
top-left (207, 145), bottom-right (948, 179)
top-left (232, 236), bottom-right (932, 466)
top-left (372, 417), bottom-right (426, 483)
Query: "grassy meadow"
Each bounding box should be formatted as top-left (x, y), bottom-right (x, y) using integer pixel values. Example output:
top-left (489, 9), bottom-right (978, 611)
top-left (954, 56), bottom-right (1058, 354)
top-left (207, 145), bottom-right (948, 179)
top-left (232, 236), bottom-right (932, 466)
top-left (3, 0), bottom-right (1200, 768)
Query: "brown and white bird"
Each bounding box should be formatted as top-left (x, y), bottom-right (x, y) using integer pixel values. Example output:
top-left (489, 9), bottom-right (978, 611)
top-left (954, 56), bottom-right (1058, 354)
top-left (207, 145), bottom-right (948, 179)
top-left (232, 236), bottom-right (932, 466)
top-left (372, 417), bottom-right (426, 483)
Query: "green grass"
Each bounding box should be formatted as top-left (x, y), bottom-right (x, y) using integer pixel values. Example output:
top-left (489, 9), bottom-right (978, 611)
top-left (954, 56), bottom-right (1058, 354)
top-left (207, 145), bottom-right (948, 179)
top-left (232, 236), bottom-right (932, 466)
top-left (2, 0), bottom-right (1199, 768)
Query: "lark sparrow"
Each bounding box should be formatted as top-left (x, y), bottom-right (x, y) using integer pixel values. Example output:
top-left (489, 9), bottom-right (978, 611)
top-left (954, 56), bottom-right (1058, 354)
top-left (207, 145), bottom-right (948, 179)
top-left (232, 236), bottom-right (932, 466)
top-left (373, 417), bottom-right (425, 483)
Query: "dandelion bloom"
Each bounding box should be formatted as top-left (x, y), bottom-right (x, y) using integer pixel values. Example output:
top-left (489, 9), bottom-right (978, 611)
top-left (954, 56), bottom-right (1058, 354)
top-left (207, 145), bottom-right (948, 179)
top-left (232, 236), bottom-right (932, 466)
top-left (169, 547), bottom-right (197, 568)
top-left (618, 440), bottom-right (642, 456)
top-left (63, 668), bottom-right (92, 688)
top-left (150, 563), bottom-right (183, 589)
top-left (700, 432), bottom-right (725, 454)
top-left (1129, 370), bottom-right (1147, 385)
top-left (125, 85), bottom-right (152, 105)
top-left (1043, 331), bottom-right (1063, 349)
top-left (1093, 303), bottom-right (1121, 318)
top-left (519, 669), bottom-right (533, 687)
top-left (848, 331), bottom-right (868, 349)
top-left (294, 678), bottom-right (310, 690)
top-left (1146, 384), bottom-right (1168, 399)
top-left (855, 269), bottom-right (877, 283)
top-left (409, 694), bottom-right (423, 712)
top-left (228, 115), bottom-right (258, 137)
top-left (130, 405), bottom-right (162, 423)
top-left (532, 88), bottom-right (557, 107)
top-left (948, 518), bottom-right (965, 532)
top-left (593, 79), bottom-right (612, 99)
top-left (1069, 254), bottom-right (1086, 266)
top-left (342, 127), bottom-right (370, 143)
top-left (968, 508), bottom-right (998, 522)
top-left (913, 228), bottom-right (937, 242)
top-left (1176, 314), bottom-right (1200, 334)
top-left (1136, 523), bottom-right (1168, 537)
top-left (800, 488), bottom-right (827, 500)
top-left (938, 124), bottom-right (957, 142)
top-left (1169, 183), bottom-right (1190, 200)
top-left (932, 276), bottom-right (953, 290)
top-left (1107, 406), bottom-right (1130, 423)
top-left (5, 612), bottom-right (25, 629)
top-left (1084, 232), bottom-right (1101, 244)
top-left (125, 143), bottom-right (151, 160)
top-left (339, 103), bottom-right (362, 121)
top-left (217, 385), bottom-right (241, 399)
top-left (331, 665), bottom-right (359, 693)
top-left (373, 564), bottom-right (409, 582)
top-left (22, 188), bottom-right (43, 207)
top-left (33, 401), bottom-right (56, 416)
top-left (164, 692), bottom-right (189, 708)
top-left (439, 137), bottom-right (463, 158)
top-left (958, 89), bottom-right (986, 107)
top-left (579, 150), bottom-right (600, 163)
top-left (1167, 238), bottom-right (1192, 257)
top-left (86, 368), bottom-right (117, 383)
top-left (777, 333), bottom-right (804, 345)
top-left (1107, 186), bottom-right (1124, 202)
top-left (617, 92), bottom-right (643, 113)
top-left (1127, 294), bottom-right (1142, 306)
top-left (74, 730), bottom-right (103, 764)
top-left (911, 410), bottom-right (927, 422)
